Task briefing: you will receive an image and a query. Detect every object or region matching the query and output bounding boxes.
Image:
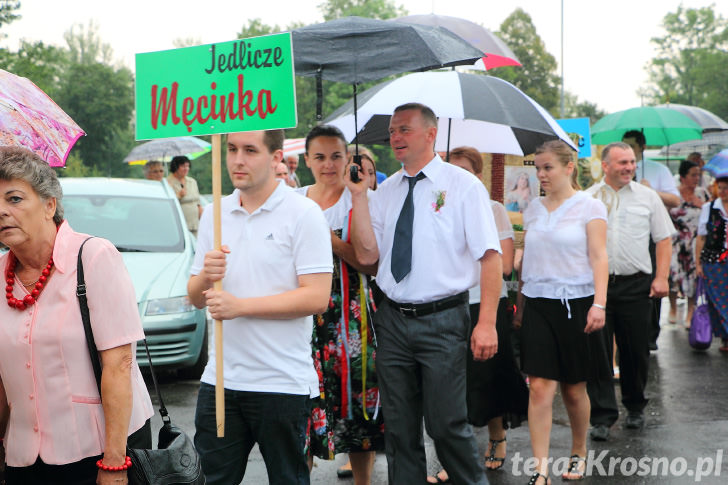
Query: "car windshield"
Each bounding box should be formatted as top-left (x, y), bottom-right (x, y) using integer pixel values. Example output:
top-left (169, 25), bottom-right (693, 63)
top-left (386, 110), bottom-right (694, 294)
top-left (63, 195), bottom-right (185, 252)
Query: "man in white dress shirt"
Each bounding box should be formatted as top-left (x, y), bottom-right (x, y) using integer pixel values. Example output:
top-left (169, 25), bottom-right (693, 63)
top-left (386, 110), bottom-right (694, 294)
top-left (345, 103), bottom-right (502, 484)
top-left (586, 142), bottom-right (675, 441)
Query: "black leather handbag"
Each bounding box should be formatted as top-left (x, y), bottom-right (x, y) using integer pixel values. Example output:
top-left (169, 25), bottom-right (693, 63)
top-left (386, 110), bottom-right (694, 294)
top-left (76, 238), bottom-right (205, 485)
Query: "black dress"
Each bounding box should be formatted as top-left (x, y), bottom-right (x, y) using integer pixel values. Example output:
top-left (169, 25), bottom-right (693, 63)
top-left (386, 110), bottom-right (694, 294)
top-left (466, 297), bottom-right (529, 429)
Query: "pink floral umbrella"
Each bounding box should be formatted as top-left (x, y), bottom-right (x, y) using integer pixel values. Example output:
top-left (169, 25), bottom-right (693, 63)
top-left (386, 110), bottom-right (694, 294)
top-left (0, 69), bottom-right (84, 167)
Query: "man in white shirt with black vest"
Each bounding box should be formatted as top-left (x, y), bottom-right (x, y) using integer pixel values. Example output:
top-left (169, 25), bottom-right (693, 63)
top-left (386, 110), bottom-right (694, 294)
top-left (586, 142), bottom-right (675, 441)
top-left (345, 103), bottom-right (502, 484)
top-left (188, 129), bottom-right (333, 484)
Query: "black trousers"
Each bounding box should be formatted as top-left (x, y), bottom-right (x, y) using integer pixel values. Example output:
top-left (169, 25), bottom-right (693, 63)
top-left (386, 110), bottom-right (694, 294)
top-left (375, 302), bottom-right (488, 485)
top-left (588, 275), bottom-right (652, 426)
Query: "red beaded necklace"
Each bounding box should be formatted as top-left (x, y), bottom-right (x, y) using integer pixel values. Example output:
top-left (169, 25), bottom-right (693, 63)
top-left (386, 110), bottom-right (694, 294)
top-left (5, 252), bottom-right (54, 310)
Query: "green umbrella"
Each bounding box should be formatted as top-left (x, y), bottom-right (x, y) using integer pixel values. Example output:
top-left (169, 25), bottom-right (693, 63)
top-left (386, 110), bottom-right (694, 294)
top-left (591, 106), bottom-right (703, 146)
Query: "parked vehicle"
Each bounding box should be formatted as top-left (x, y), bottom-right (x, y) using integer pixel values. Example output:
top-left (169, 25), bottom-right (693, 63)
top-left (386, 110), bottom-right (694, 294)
top-left (60, 178), bottom-right (209, 379)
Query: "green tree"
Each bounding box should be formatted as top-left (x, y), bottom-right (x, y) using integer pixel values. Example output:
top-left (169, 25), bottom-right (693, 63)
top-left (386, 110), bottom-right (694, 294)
top-left (55, 152), bottom-right (103, 178)
top-left (1, 40), bottom-right (68, 97)
top-left (647, 5), bottom-right (728, 118)
top-left (495, 8), bottom-right (560, 115)
top-left (64, 21), bottom-right (114, 65)
top-left (319, 0), bottom-right (405, 21)
top-left (0, 0), bottom-right (20, 36)
top-left (563, 91), bottom-right (606, 123)
top-left (691, 49), bottom-right (728, 120)
top-left (58, 62), bottom-right (135, 176)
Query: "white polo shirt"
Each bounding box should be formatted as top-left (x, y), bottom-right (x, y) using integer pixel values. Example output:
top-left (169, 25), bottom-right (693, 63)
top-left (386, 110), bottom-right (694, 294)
top-left (369, 155), bottom-right (501, 303)
top-left (191, 181), bottom-right (333, 396)
top-left (586, 181), bottom-right (676, 275)
top-left (635, 158), bottom-right (679, 196)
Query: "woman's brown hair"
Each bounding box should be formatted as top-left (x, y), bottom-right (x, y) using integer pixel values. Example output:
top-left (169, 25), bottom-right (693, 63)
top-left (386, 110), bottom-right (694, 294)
top-left (534, 140), bottom-right (580, 190)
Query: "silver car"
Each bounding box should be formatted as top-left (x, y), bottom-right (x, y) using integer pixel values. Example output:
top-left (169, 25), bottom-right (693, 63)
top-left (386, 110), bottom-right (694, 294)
top-left (60, 178), bottom-right (209, 379)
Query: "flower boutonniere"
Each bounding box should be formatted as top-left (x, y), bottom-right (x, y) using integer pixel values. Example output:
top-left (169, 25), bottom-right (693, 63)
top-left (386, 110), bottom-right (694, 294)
top-left (432, 190), bottom-right (446, 212)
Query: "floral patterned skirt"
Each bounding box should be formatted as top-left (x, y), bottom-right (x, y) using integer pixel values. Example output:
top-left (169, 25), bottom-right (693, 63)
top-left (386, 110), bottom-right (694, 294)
top-left (704, 262), bottom-right (728, 339)
top-left (306, 259), bottom-right (385, 459)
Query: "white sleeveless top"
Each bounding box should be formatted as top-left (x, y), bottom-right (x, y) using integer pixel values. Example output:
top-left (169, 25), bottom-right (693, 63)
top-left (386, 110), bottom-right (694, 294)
top-left (521, 191), bottom-right (607, 302)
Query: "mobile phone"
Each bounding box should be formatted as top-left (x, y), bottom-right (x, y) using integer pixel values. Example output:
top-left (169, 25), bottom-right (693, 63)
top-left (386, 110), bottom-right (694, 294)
top-left (350, 154), bottom-right (362, 183)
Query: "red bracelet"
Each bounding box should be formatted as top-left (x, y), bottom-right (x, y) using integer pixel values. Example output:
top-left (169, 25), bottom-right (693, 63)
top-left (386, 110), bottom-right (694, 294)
top-left (96, 456), bottom-right (132, 471)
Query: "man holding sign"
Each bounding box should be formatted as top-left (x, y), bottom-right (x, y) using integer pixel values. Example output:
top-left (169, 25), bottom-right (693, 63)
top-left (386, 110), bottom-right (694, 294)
top-left (187, 129), bottom-right (333, 484)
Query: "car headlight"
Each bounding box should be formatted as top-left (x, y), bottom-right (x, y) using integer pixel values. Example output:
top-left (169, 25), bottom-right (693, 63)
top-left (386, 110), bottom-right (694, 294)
top-left (145, 296), bottom-right (196, 315)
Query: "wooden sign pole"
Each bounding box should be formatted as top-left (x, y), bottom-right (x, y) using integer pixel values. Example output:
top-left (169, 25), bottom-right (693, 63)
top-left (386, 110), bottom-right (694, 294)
top-left (211, 134), bottom-right (225, 438)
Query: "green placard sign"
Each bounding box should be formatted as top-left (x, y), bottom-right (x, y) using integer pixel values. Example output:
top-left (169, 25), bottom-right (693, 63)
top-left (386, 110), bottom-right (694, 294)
top-left (135, 33), bottom-right (296, 140)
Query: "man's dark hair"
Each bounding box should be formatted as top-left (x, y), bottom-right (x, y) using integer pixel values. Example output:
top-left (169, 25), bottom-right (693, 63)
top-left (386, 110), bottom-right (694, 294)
top-left (170, 155), bottom-right (190, 173)
top-left (262, 129), bottom-right (285, 153)
top-left (622, 130), bottom-right (646, 148)
top-left (393, 102), bottom-right (438, 128)
top-left (304, 125), bottom-right (348, 154)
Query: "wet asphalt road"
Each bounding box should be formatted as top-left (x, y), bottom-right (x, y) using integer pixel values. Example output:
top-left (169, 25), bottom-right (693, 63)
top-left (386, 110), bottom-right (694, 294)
top-left (147, 299), bottom-right (728, 484)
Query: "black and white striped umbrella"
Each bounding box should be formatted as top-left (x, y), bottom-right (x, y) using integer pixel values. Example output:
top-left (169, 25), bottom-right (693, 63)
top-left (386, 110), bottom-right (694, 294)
top-left (325, 71), bottom-right (575, 156)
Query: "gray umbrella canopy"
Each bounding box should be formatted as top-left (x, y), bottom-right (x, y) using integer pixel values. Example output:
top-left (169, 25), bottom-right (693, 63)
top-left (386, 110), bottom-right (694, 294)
top-left (123, 136), bottom-right (211, 163)
top-left (657, 131), bottom-right (728, 159)
top-left (291, 16), bottom-right (484, 84)
top-left (655, 103), bottom-right (728, 133)
top-left (392, 14), bottom-right (520, 70)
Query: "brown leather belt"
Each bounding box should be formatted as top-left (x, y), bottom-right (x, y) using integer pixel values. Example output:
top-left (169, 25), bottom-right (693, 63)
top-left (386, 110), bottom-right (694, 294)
top-left (385, 291), bottom-right (468, 318)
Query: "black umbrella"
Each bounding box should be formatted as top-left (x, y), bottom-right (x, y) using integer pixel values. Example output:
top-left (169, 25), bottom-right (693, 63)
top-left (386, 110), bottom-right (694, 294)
top-left (292, 16), bottom-right (484, 179)
top-left (292, 16), bottom-right (484, 85)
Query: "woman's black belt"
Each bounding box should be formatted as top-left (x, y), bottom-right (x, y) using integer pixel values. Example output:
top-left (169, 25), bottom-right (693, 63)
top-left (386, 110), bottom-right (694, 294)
top-left (385, 291), bottom-right (469, 317)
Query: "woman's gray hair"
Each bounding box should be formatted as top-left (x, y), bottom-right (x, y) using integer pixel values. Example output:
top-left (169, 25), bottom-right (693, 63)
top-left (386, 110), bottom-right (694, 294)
top-left (0, 146), bottom-right (64, 225)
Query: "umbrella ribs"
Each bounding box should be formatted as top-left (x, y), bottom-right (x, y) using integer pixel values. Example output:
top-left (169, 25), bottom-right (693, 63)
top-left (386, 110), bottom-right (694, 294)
top-left (150, 74), bottom-right (277, 133)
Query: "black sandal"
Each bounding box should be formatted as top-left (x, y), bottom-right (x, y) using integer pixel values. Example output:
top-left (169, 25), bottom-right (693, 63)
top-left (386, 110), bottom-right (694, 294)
top-left (527, 472), bottom-right (551, 485)
top-left (562, 455), bottom-right (586, 481)
top-left (484, 437), bottom-right (507, 470)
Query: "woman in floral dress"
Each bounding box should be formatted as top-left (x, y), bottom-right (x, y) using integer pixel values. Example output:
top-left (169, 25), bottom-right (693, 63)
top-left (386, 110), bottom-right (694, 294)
top-left (297, 125), bottom-right (384, 485)
top-left (668, 160), bottom-right (711, 326)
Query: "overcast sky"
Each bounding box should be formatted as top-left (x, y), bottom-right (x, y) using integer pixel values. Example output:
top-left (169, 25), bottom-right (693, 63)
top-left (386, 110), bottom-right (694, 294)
top-left (2, 0), bottom-right (725, 115)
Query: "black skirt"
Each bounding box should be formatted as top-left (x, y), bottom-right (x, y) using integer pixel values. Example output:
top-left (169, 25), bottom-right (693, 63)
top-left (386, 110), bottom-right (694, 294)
top-left (520, 296), bottom-right (611, 384)
top-left (466, 298), bottom-right (529, 428)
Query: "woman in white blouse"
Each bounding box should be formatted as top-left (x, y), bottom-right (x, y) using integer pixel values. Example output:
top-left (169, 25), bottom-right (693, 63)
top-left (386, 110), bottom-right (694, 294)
top-left (513, 140), bottom-right (609, 485)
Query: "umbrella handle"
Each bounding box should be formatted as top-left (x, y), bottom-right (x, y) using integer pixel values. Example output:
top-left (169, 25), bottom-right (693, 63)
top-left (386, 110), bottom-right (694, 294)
top-left (350, 82), bottom-right (362, 183)
top-left (316, 70), bottom-right (323, 122)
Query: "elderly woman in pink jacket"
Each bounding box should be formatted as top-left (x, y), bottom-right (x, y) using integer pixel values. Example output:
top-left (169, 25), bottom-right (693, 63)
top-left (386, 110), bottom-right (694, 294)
top-left (0, 147), bottom-right (153, 485)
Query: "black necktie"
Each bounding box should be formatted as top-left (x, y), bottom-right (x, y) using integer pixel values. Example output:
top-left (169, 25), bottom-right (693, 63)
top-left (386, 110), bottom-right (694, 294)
top-left (391, 172), bottom-right (426, 283)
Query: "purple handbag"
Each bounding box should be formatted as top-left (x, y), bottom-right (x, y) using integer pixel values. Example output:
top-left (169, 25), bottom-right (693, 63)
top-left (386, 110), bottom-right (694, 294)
top-left (689, 278), bottom-right (714, 350)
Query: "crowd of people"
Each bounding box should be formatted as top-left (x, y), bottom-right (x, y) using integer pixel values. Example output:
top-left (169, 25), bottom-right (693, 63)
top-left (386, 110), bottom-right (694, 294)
top-left (1, 100), bottom-right (728, 485)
